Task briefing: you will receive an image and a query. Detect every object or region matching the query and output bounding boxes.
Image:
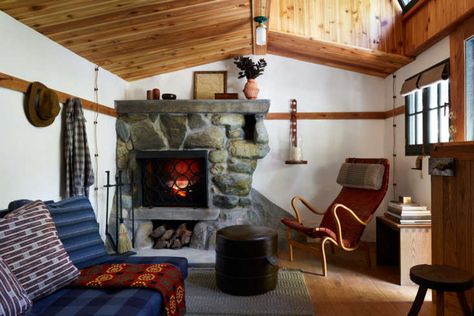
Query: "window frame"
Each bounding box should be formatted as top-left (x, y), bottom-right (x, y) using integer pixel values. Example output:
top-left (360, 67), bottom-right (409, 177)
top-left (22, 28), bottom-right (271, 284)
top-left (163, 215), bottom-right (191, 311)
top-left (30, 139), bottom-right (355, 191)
top-left (404, 60), bottom-right (451, 156)
top-left (397, 0), bottom-right (419, 14)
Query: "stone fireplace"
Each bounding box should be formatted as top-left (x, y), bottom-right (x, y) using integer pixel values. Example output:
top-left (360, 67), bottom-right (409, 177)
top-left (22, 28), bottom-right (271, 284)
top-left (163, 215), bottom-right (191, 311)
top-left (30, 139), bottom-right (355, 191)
top-left (111, 99), bottom-right (273, 252)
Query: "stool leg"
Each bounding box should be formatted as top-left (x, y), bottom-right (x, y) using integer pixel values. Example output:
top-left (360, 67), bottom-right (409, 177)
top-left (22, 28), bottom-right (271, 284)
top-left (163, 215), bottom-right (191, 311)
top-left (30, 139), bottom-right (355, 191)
top-left (456, 291), bottom-right (471, 316)
top-left (436, 290), bottom-right (444, 316)
top-left (408, 286), bottom-right (428, 316)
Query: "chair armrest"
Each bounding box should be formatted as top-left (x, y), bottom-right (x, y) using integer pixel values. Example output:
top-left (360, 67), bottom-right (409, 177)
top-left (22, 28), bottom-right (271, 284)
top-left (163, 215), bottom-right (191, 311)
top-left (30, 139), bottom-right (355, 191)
top-left (331, 203), bottom-right (368, 250)
top-left (291, 196), bottom-right (325, 224)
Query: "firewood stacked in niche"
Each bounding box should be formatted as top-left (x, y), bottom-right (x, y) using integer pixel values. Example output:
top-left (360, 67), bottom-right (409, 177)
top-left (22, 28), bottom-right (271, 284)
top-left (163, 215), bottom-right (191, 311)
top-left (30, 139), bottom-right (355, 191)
top-left (150, 223), bottom-right (193, 249)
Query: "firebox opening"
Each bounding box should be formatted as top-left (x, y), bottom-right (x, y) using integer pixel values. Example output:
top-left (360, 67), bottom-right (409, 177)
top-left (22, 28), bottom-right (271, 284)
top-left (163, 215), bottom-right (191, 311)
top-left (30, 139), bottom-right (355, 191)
top-left (151, 220), bottom-right (197, 249)
top-left (136, 150), bottom-right (208, 208)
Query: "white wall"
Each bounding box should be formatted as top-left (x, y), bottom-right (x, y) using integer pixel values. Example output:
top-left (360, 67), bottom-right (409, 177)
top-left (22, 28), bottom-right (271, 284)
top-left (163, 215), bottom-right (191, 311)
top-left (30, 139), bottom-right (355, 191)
top-left (0, 12), bottom-right (127, 235)
top-left (128, 54), bottom-right (387, 240)
top-left (383, 37), bottom-right (450, 210)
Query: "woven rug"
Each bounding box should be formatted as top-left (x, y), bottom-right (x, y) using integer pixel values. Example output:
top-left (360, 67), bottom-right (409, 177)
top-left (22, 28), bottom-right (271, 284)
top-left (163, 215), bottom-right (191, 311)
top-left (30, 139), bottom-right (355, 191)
top-left (185, 269), bottom-right (314, 316)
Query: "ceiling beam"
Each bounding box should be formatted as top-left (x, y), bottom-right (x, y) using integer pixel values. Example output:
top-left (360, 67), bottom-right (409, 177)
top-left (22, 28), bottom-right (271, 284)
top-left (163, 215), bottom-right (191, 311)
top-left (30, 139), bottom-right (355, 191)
top-left (267, 31), bottom-right (413, 77)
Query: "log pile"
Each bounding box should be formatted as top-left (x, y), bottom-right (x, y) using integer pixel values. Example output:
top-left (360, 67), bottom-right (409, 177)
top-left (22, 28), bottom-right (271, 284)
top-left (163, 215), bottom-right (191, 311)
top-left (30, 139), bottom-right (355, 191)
top-left (150, 223), bottom-right (193, 249)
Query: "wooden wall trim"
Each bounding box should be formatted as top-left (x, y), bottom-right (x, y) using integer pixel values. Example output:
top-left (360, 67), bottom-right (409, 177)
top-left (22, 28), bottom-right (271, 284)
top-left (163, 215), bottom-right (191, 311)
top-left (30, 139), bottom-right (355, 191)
top-left (265, 106), bottom-right (405, 120)
top-left (0, 70), bottom-right (406, 122)
top-left (385, 105), bottom-right (405, 119)
top-left (450, 15), bottom-right (474, 142)
top-left (0, 72), bottom-right (117, 117)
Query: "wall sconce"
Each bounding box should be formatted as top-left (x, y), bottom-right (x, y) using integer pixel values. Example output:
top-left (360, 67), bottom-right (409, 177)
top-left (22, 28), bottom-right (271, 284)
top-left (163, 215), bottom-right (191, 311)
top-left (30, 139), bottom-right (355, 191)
top-left (254, 16), bottom-right (268, 46)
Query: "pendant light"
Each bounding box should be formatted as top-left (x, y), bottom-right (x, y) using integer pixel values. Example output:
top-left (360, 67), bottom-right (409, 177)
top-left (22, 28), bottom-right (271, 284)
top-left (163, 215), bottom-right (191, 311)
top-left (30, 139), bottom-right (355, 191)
top-left (254, 16), bottom-right (268, 46)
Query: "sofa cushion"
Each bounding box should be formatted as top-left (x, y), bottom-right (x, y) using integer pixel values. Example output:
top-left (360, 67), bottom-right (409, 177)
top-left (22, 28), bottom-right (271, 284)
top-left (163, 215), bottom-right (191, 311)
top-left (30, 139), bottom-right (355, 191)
top-left (46, 196), bottom-right (110, 270)
top-left (0, 200), bottom-right (79, 300)
top-left (336, 162), bottom-right (385, 190)
top-left (0, 257), bottom-right (32, 316)
top-left (26, 287), bottom-right (162, 316)
top-left (27, 257), bottom-right (188, 316)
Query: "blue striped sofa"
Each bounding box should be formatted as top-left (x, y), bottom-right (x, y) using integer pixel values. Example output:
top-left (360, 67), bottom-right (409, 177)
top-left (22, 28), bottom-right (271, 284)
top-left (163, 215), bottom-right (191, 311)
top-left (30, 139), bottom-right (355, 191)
top-left (1, 197), bottom-right (188, 316)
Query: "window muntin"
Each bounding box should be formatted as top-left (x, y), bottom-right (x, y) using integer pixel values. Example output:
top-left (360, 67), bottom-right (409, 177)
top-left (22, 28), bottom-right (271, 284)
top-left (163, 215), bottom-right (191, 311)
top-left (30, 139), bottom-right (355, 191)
top-left (405, 80), bottom-right (450, 155)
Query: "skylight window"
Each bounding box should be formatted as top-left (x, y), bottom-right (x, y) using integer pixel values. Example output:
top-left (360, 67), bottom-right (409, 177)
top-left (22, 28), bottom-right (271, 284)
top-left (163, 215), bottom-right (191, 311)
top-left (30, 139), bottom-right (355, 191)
top-left (397, 0), bottom-right (419, 13)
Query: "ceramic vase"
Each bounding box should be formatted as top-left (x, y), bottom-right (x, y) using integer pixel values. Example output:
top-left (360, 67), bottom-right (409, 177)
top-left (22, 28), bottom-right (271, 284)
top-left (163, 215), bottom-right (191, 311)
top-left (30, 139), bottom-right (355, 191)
top-left (243, 79), bottom-right (259, 100)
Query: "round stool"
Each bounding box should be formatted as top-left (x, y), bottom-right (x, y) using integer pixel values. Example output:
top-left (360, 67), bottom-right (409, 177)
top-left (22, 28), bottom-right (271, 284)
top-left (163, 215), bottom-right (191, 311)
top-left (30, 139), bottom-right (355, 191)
top-left (408, 264), bottom-right (473, 316)
top-left (215, 225), bottom-right (278, 296)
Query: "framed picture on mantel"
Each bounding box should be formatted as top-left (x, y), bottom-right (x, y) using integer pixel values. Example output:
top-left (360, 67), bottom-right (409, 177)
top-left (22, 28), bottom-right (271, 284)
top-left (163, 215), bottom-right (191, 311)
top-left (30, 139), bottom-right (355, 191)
top-left (193, 71), bottom-right (227, 99)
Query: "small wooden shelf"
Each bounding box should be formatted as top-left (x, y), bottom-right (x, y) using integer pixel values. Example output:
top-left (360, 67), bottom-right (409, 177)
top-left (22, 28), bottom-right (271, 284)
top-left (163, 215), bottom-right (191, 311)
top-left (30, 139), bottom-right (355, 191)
top-left (285, 160), bottom-right (308, 165)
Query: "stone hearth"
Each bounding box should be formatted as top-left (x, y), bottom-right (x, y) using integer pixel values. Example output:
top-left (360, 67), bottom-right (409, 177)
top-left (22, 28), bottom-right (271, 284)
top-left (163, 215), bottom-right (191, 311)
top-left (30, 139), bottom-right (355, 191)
top-left (110, 100), bottom-right (272, 252)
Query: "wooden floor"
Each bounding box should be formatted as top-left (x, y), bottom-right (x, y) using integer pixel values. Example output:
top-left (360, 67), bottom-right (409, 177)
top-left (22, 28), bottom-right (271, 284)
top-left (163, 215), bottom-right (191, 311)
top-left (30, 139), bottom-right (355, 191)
top-left (278, 242), bottom-right (433, 316)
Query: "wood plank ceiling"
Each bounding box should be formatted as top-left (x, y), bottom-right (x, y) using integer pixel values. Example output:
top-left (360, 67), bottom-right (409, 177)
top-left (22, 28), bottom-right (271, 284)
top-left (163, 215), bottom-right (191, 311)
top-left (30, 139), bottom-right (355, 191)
top-left (0, 0), bottom-right (253, 81)
top-left (267, 0), bottom-right (413, 77)
top-left (0, 0), bottom-right (413, 81)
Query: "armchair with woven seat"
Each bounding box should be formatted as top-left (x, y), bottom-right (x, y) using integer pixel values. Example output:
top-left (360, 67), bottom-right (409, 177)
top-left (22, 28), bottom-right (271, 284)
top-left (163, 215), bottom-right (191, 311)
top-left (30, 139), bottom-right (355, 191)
top-left (281, 158), bottom-right (390, 276)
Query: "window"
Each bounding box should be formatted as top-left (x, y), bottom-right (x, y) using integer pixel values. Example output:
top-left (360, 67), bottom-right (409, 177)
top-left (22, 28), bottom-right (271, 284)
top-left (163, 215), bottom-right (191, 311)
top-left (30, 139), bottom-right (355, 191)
top-left (466, 36), bottom-right (474, 140)
top-left (397, 0), bottom-right (419, 13)
top-left (402, 60), bottom-right (450, 155)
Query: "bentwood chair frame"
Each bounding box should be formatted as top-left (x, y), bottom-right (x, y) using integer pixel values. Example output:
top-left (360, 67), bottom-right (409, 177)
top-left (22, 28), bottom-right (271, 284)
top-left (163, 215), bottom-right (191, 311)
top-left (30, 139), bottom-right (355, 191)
top-left (282, 158), bottom-right (390, 276)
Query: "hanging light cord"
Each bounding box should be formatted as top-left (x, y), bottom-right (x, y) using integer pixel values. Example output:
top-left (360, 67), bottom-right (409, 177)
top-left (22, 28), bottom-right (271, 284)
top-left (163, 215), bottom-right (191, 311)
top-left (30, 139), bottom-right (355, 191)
top-left (392, 74), bottom-right (397, 200)
top-left (93, 66), bottom-right (100, 213)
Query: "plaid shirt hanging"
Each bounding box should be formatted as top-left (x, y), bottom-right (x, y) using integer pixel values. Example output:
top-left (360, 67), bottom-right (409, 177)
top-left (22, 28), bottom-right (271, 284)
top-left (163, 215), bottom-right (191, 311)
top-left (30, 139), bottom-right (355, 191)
top-left (64, 98), bottom-right (95, 197)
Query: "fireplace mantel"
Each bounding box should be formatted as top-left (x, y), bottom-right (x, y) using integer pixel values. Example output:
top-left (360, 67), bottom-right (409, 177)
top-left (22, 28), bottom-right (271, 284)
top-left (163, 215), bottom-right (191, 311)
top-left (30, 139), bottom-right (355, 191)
top-left (115, 99), bottom-right (270, 115)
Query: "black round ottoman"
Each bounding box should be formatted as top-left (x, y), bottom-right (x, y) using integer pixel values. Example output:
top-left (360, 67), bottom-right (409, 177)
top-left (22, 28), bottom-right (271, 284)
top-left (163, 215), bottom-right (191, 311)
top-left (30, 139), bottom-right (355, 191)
top-left (215, 225), bottom-right (278, 296)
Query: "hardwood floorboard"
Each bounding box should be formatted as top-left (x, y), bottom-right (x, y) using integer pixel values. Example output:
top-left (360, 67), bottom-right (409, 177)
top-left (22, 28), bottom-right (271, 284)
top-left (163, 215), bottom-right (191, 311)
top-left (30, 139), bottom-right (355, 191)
top-left (278, 242), bottom-right (433, 316)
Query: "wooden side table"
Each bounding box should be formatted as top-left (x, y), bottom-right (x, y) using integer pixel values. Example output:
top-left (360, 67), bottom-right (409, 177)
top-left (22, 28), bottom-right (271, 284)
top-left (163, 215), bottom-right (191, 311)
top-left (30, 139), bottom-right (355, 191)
top-left (376, 216), bottom-right (432, 285)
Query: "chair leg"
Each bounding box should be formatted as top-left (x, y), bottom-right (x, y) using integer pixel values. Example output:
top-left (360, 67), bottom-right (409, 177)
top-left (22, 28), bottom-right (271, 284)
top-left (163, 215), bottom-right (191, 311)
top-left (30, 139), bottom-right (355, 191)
top-left (436, 290), bottom-right (445, 316)
top-left (365, 243), bottom-right (371, 268)
top-left (408, 286), bottom-right (428, 316)
top-left (320, 238), bottom-right (329, 277)
top-left (286, 228), bottom-right (294, 262)
top-left (455, 291), bottom-right (471, 316)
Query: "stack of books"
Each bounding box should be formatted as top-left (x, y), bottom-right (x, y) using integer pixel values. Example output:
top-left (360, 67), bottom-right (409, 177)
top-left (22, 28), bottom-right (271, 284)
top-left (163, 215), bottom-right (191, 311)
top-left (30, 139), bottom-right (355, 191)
top-left (385, 201), bottom-right (431, 224)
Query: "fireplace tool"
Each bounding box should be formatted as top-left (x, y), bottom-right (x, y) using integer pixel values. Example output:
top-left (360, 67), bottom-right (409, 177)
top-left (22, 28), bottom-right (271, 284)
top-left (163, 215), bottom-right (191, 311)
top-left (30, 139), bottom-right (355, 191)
top-left (104, 170), bottom-right (134, 255)
top-left (116, 170), bottom-right (133, 254)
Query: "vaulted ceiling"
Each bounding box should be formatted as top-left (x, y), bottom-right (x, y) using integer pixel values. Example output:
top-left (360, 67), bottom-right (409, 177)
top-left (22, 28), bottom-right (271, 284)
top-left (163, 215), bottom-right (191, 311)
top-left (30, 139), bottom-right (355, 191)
top-left (0, 0), bottom-right (413, 81)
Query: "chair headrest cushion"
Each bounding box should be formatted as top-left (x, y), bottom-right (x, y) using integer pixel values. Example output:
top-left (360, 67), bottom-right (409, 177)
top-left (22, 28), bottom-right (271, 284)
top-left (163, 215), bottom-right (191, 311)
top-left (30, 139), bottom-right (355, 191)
top-left (337, 162), bottom-right (385, 190)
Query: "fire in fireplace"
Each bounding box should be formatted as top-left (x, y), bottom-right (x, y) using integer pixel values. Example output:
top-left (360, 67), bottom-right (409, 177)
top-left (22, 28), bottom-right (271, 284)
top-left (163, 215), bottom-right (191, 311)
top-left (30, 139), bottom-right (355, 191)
top-left (136, 150), bottom-right (208, 208)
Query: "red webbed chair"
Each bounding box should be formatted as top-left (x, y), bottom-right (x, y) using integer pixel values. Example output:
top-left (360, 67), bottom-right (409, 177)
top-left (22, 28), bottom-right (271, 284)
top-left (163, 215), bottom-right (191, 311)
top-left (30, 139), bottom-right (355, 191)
top-left (281, 158), bottom-right (389, 276)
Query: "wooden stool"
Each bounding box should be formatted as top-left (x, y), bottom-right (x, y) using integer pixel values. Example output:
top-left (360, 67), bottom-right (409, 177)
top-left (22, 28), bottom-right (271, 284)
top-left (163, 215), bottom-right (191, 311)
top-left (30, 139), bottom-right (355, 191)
top-left (408, 264), bottom-right (473, 316)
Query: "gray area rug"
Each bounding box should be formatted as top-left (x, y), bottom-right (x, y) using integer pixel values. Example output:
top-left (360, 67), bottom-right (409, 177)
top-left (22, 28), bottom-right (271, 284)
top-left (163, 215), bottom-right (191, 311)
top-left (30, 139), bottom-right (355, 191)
top-left (185, 269), bottom-right (314, 316)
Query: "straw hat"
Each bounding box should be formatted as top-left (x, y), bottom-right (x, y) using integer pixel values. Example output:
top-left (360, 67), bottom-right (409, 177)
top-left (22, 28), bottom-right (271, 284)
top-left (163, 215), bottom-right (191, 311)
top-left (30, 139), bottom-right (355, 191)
top-left (25, 82), bottom-right (60, 127)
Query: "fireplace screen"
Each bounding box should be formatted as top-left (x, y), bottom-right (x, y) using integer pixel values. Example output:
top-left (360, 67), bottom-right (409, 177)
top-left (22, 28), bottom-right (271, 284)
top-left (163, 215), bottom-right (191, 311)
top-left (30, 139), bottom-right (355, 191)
top-left (137, 150), bottom-right (208, 207)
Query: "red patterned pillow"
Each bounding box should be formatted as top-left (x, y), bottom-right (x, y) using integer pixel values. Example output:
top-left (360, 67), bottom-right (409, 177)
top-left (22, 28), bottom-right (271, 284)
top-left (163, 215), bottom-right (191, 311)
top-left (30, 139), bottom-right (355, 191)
top-left (0, 200), bottom-right (79, 300)
top-left (0, 257), bottom-right (32, 316)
